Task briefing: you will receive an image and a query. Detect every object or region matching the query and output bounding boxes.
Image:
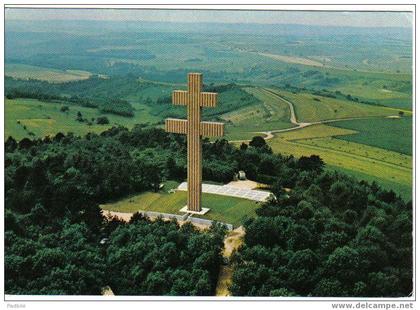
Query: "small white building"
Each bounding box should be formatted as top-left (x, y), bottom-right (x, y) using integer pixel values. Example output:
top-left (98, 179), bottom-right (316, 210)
top-left (238, 170), bottom-right (246, 180)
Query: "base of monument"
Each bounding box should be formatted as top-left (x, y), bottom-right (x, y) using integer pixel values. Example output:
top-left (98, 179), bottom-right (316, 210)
top-left (179, 206), bottom-right (210, 215)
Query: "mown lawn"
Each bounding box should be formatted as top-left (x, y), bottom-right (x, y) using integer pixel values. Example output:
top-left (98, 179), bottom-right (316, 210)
top-left (100, 181), bottom-right (261, 226)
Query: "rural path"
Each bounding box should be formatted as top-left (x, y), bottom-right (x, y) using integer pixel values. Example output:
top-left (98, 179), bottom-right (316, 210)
top-left (262, 88), bottom-right (300, 126)
top-left (215, 226), bottom-right (246, 296)
top-left (229, 88), bottom-right (389, 143)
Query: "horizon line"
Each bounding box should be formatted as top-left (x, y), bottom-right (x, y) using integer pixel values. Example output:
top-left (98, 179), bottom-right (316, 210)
top-left (5, 18), bottom-right (413, 29)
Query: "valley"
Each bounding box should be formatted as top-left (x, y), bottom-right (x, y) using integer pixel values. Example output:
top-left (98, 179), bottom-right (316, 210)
top-left (4, 19), bottom-right (413, 201)
top-left (4, 10), bottom-right (414, 299)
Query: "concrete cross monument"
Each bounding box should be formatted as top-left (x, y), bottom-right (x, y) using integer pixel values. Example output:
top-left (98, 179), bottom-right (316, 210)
top-left (165, 73), bottom-right (224, 214)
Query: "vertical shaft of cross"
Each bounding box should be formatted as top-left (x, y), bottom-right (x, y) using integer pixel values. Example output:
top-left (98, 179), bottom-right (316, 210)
top-left (187, 73), bottom-right (202, 212)
top-left (165, 72), bottom-right (224, 213)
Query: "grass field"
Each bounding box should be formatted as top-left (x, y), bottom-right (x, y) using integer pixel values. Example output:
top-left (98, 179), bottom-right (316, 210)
top-left (5, 98), bottom-right (160, 140)
top-left (326, 70), bottom-right (412, 110)
top-left (222, 131), bottom-right (266, 141)
top-left (333, 116), bottom-right (413, 155)
top-left (334, 83), bottom-right (412, 110)
top-left (100, 181), bottom-right (261, 226)
top-left (298, 137), bottom-right (411, 169)
top-left (326, 164), bottom-right (412, 201)
top-left (222, 87), bottom-right (294, 140)
top-left (270, 123), bottom-right (357, 140)
top-left (268, 124), bottom-right (412, 201)
top-left (269, 88), bottom-right (395, 123)
top-left (4, 22), bottom-right (413, 210)
top-left (5, 64), bottom-right (93, 82)
top-left (308, 64), bottom-right (412, 110)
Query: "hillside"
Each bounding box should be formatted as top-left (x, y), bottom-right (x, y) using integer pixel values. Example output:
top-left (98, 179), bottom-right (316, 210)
top-left (5, 77), bottom-right (261, 140)
top-left (4, 12), bottom-right (413, 298)
top-left (5, 126), bottom-right (412, 296)
top-left (268, 88), bottom-right (397, 123)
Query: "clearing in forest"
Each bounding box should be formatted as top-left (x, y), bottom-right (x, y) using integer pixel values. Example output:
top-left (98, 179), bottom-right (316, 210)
top-left (100, 181), bottom-right (260, 227)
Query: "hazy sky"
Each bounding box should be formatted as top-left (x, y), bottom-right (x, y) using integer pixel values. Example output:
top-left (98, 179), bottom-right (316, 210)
top-left (5, 8), bottom-right (413, 28)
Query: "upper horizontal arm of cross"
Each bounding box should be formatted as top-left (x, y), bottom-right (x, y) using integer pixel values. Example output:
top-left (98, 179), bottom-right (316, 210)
top-left (199, 92), bottom-right (217, 108)
top-left (172, 90), bottom-right (188, 106)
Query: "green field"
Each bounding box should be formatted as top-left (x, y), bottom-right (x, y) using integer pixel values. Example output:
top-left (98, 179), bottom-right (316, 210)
top-left (222, 87), bottom-right (294, 140)
top-left (269, 88), bottom-right (396, 123)
top-left (295, 64), bottom-right (412, 102)
top-left (334, 83), bottom-right (412, 110)
top-left (5, 98), bottom-right (160, 140)
top-left (326, 164), bottom-right (412, 201)
top-left (270, 122), bottom-right (357, 140)
top-left (100, 181), bottom-right (261, 226)
top-left (324, 68), bottom-right (412, 110)
top-left (4, 22), bottom-right (413, 204)
top-left (222, 85), bottom-right (412, 201)
top-left (5, 63), bottom-right (94, 82)
top-left (6, 92), bottom-right (413, 202)
top-left (268, 124), bottom-right (412, 201)
top-left (333, 116), bottom-right (413, 155)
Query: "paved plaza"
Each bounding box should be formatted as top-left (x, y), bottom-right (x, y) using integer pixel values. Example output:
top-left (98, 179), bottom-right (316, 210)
top-left (177, 182), bottom-right (272, 202)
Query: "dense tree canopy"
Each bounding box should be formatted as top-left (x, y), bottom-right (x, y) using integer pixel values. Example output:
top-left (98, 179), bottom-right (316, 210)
top-left (5, 126), bottom-right (233, 295)
top-left (5, 76), bottom-right (261, 120)
top-left (107, 217), bottom-right (226, 295)
top-left (5, 76), bottom-right (135, 117)
top-left (5, 126), bottom-right (412, 296)
top-left (5, 127), bottom-right (299, 295)
top-left (230, 169), bottom-right (412, 297)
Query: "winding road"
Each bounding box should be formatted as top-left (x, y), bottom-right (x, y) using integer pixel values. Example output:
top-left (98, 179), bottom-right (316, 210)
top-left (229, 88), bottom-right (390, 143)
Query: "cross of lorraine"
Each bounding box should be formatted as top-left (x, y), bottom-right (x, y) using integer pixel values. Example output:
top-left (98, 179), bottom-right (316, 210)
top-left (165, 73), bottom-right (224, 214)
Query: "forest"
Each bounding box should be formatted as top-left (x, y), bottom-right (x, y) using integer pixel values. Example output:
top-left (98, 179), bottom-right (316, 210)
top-left (149, 83), bottom-right (259, 120)
top-left (5, 126), bottom-right (412, 296)
top-left (3, 13), bottom-right (413, 297)
top-left (5, 76), bottom-right (136, 117)
top-left (231, 161), bottom-right (412, 297)
top-left (5, 76), bottom-right (261, 121)
top-left (5, 126), bottom-right (230, 295)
